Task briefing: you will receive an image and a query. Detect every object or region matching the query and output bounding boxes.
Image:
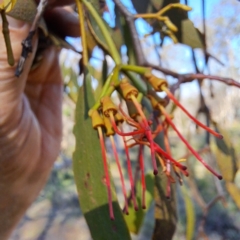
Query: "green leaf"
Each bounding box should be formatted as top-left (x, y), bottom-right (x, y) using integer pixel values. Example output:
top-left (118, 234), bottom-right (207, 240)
top-left (225, 182), bottom-right (240, 209)
top-left (7, 0), bottom-right (48, 35)
top-left (212, 145), bottom-right (237, 182)
top-left (7, 0), bottom-right (36, 22)
top-left (214, 125), bottom-right (232, 155)
top-left (93, 57), bottom-right (108, 100)
top-left (152, 132), bottom-right (177, 240)
top-left (87, 11), bottom-right (123, 53)
top-left (212, 125), bottom-right (238, 182)
top-left (72, 68), bottom-right (131, 240)
top-left (124, 173), bottom-right (154, 234)
top-left (66, 80), bottom-right (78, 103)
top-left (152, 174), bottom-right (177, 240)
top-left (121, 15), bottom-right (137, 65)
top-left (162, 5), bottom-right (203, 48)
top-left (180, 19), bottom-right (203, 48)
top-left (85, 23), bottom-right (99, 55)
top-left (181, 186), bottom-right (195, 240)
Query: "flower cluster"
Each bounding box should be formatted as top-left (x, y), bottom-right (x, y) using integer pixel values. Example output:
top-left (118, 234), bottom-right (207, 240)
top-left (89, 74), bottom-right (223, 220)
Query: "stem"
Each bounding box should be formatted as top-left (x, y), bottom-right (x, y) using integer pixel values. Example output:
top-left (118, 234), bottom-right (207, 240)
top-left (15, 0), bottom-right (48, 76)
top-left (76, 0), bottom-right (88, 66)
top-left (153, 142), bottom-right (187, 171)
top-left (131, 96), bottom-right (158, 175)
top-left (109, 112), bottom-right (145, 136)
top-left (82, 0), bottom-right (121, 64)
top-left (121, 65), bottom-right (150, 75)
top-left (123, 71), bottom-right (148, 95)
top-left (90, 67), bottom-right (120, 111)
top-left (0, 10), bottom-right (14, 66)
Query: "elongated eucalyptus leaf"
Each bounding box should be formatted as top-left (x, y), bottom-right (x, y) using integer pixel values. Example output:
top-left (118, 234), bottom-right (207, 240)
top-left (214, 125), bottom-right (232, 155)
top-left (73, 69), bottom-right (131, 240)
top-left (124, 174), bottom-right (154, 234)
top-left (213, 125), bottom-right (238, 182)
top-left (152, 174), bottom-right (177, 240)
top-left (212, 124), bottom-right (240, 209)
top-left (212, 144), bottom-right (237, 182)
top-left (225, 182), bottom-right (240, 209)
top-left (152, 132), bottom-right (177, 240)
top-left (88, 13), bottom-right (123, 52)
top-left (122, 15), bottom-right (137, 65)
top-left (84, 0), bottom-right (123, 55)
top-left (181, 185), bottom-right (195, 240)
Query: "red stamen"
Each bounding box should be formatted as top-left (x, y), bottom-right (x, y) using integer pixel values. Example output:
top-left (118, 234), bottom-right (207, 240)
top-left (139, 145), bottom-right (146, 209)
top-left (97, 127), bottom-right (114, 220)
top-left (153, 142), bottom-right (187, 171)
top-left (180, 168), bottom-right (189, 177)
top-left (163, 86), bottom-right (223, 139)
top-left (130, 95), bottom-right (158, 175)
top-left (146, 130), bottom-right (158, 175)
top-left (130, 96), bottom-right (148, 125)
top-left (121, 127), bottom-right (139, 211)
top-left (119, 104), bottom-right (142, 128)
top-left (159, 106), bottom-right (222, 180)
top-left (134, 138), bottom-right (187, 172)
top-left (110, 135), bottom-right (129, 214)
top-left (109, 112), bottom-right (145, 137)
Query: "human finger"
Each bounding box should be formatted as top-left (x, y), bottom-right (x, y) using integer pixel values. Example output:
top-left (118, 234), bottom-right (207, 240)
top-left (0, 16), bottom-right (38, 124)
top-left (44, 6), bottom-right (80, 38)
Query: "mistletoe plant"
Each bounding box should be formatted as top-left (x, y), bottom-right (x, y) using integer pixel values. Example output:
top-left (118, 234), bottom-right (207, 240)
top-left (2, 0), bottom-right (240, 239)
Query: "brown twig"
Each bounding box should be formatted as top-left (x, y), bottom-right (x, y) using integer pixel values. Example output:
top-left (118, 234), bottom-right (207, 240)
top-left (180, 146), bottom-right (211, 163)
top-left (197, 194), bottom-right (224, 240)
top-left (113, 0), bottom-right (147, 66)
top-left (15, 0), bottom-right (48, 76)
top-left (147, 63), bottom-right (240, 88)
top-left (169, 72), bottom-right (240, 94)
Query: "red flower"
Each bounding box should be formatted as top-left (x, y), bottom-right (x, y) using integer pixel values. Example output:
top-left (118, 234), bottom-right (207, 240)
top-left (90, 76), bottom-right (223, 219)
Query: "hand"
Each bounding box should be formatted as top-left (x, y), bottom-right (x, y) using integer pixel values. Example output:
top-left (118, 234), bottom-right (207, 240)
top-left (0, 3), bottom-right (79, 239)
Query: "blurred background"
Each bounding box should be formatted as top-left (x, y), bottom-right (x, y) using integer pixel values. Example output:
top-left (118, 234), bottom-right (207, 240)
top-left (10, 0), bottom-right (240, 239)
